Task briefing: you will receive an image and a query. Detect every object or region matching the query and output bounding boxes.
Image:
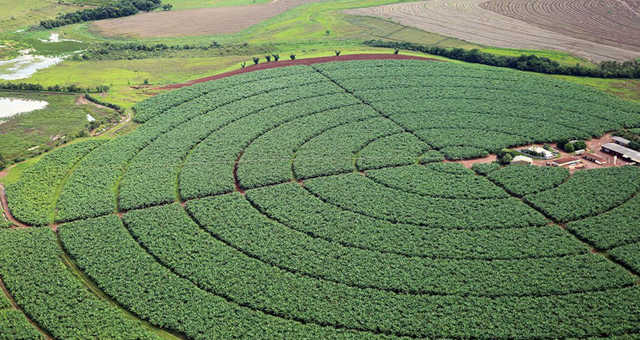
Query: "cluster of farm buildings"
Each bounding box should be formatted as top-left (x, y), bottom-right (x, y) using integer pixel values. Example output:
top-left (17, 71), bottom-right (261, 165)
top-left (511, 136), bottom-right (640, 170)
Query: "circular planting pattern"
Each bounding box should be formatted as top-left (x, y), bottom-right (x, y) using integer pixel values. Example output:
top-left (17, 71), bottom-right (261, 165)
top-left (2, 59), bottom-right (640, 339)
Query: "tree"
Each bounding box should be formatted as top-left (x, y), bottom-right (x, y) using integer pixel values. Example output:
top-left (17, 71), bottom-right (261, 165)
top-left (0, 153), bottom-right (6, 170)
top-left (335, 50), bottom-right (341, 56)
top-left (272, 54), bottom-right (280, 61)
top-left (265, 55), bottom-right (272, 62)
top-left (499, 153), bottom-right (513, 165)
top-left (162, 4), bottom-right (173, 10)
top-left (290, 54), bottom-right (296, 60)
top-left (564, 142), bottom-right (575, 153)
top-left (252, 57), bottom-right (260, 65)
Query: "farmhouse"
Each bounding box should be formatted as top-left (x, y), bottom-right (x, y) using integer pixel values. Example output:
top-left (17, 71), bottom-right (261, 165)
top-left (523, 146), bottom-right (554, 159)
top-left (551, 156), bottom-right (582, 167)
top-left (583, 153), bottom-right (607, 165)
top-left (601, 143), bottom-right (640, 164)
top-left (511, 155), bottom-right (533, 165)
top-left (612, 136), bottom-right (631, 146)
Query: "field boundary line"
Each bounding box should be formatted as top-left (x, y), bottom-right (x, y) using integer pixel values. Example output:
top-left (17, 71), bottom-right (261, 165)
top-left (0, 275), bottom-right (53, 340)
top-left (482, 171), bottom-right (640, 279)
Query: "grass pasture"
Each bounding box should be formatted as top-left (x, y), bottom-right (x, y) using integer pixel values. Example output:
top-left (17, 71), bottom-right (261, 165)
top-left (2, 59), bottom-right (640, 339)
top-left (0, 91), bottom-right (120, 162)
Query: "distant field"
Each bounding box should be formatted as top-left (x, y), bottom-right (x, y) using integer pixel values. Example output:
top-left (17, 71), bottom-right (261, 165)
top-left (165, 0), bottom-right (270, 10)
top-left (481, 0), bottom-right (640, 53)
top-left (0, 91), bottom-right (119, 161)
top-left (347, 0), bottom-right (640, 62)
top-left (0, 0), bottom-right (87, 32)
top-left (92, 0), bottom-right (325, 38)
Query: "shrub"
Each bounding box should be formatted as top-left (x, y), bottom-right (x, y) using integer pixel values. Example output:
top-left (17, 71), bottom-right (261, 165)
top-left (335, 50), bottom-right (341, 56)
top-left (290, 54), bottom-right (296, 60)
top-left (265, 55), bottom-right (272, 62)
top-left (252, 57), bottom-right (260, 65)
top-left (272, 54), bottom-right (280, 61)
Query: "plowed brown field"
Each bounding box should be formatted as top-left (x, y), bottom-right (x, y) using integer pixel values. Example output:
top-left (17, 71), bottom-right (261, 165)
top-left (481, 0), bottom-right (640, 53)
top-left (347, 0), bottom-right (640, 62)
top-left (92, 0), bottom-right (322, 38)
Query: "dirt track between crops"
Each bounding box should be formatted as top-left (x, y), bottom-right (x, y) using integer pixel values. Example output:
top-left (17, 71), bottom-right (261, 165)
top-left (0, 184), bottom-right (30, 229)
top-left (346, 0), bottom-right (640, 62)
top-left (92, 0), bottom-right (323, 38)
top-left (158, 54), bottom-right (441, 89)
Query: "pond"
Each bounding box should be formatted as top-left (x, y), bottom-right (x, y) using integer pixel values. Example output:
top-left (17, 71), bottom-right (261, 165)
top-left (0, 97), bottom-right (48, 119)
top-left (0, 54), bottom-right (64, 80)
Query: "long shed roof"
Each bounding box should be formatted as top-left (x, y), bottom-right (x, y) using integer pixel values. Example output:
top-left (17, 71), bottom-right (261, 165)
top-left (602, 143), bottom-right (640, 162)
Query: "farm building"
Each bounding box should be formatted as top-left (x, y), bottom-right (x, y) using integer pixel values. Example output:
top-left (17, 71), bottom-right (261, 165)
top-left (583, 153), bottom-right (607, 165)
top-left (523, 146), bottom-right (554, 159)
top-left (551, 156), bottom-right (582, 167)
top-left (511, 155), bottom-right (533, 165)
top-left (601, 143), bottom-right (640, 164)
top-left (612, 136), bottom-right (631, 146)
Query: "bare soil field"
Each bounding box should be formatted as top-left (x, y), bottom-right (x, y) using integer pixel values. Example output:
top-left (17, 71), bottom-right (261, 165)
top-left (481, 0), bottom-right (640, 53)
top-left (92, 0), bottom-right (323, 38)
top-left (346, 0), bottom-right (640, 62)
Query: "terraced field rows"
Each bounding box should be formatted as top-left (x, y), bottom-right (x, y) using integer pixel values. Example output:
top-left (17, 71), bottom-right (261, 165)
top-left (480, 0), bottom-right (640, 52)
top-left (2, 59), bottom-right (640, 338)
top-left (346, 0), bottom-right (640, 61)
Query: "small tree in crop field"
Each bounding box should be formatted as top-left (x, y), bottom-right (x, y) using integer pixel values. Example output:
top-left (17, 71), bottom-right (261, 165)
top-left (335, 50), bottom-right (341, 56)
top-left (252, 57), bottom-right (260, 65)
top-left (265, 55), bottom-right (272, 62)
top-left (394, 48), bottom-right (400, 55)
top-left (272, 54), bottom-right (280, 61)
top-left (290, 54), bottom-right (296, 60)
top-left (240, 62), bottom-right (246, 69)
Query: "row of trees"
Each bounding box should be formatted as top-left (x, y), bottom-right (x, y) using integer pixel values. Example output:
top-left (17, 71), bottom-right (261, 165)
top-left (40, 0), bottom-right (163, 29)
top-left (0, 82), bottom-right (110, 93)
top-left (364, 40), bottom-right (640, 79)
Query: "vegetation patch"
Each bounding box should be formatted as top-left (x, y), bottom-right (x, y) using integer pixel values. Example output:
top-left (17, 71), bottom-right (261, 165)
top-left (2, 59), bottom-right (640, 338)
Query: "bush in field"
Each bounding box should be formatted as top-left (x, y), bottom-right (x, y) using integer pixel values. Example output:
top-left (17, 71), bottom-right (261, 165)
top-left (290, 54), bottom-right (296, 60)
top-left (272, 54), bottom-right (280, 61)
top-left (252, 57), bottom-right (260, 64)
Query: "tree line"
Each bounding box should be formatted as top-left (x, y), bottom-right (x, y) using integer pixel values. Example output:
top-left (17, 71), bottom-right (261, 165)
top-left (0, 82), bottom-right (110, 94)
top-left (364, 40), bottom-right (640, 79)
top-left (40, 0), bottom-right (163, 29)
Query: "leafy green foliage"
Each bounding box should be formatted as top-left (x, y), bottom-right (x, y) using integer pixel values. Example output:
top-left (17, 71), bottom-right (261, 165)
top-left (488, 164), bottom-right (570, 196)
top-left (247, 182), bottom-right (587, 259)
top-left (0, 309), bottom-right (44, 340)
top-left (304, 173), bottom-right (547, 228)
top-left (567, 195), bottom-right (640, 249)
top-left (0, 228), bottom-right (158, 339)
top-left (6, 141), bottom-right (104, 226)
top-left (472, 162), bottom-right (501, 175)
top-left (366, 164), bottom-right (508, 199)
top-left (609, 243), bottom-right (640, 273)
top-left (525, 166), bottom-right (640, 222)
top-left (60, 215), bottom-right (383, 340)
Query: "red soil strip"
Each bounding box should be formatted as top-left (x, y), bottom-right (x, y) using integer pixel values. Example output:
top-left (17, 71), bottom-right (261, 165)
top-left (158, 54), bottom-right (440, 90)
top-left (0, 184), bottom-right (31, 229)
top-left (444, 154), bottom-right (497, 168)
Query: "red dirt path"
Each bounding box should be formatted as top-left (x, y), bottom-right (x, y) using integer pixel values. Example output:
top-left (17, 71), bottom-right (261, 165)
top-left (0, 184), bottom-right (30, 229)
top-left (157, 54), bottom-right (440, 90)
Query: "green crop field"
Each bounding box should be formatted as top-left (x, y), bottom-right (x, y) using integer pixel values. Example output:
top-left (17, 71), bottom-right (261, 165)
top-left (2, 59), bottom-right (640, 339)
